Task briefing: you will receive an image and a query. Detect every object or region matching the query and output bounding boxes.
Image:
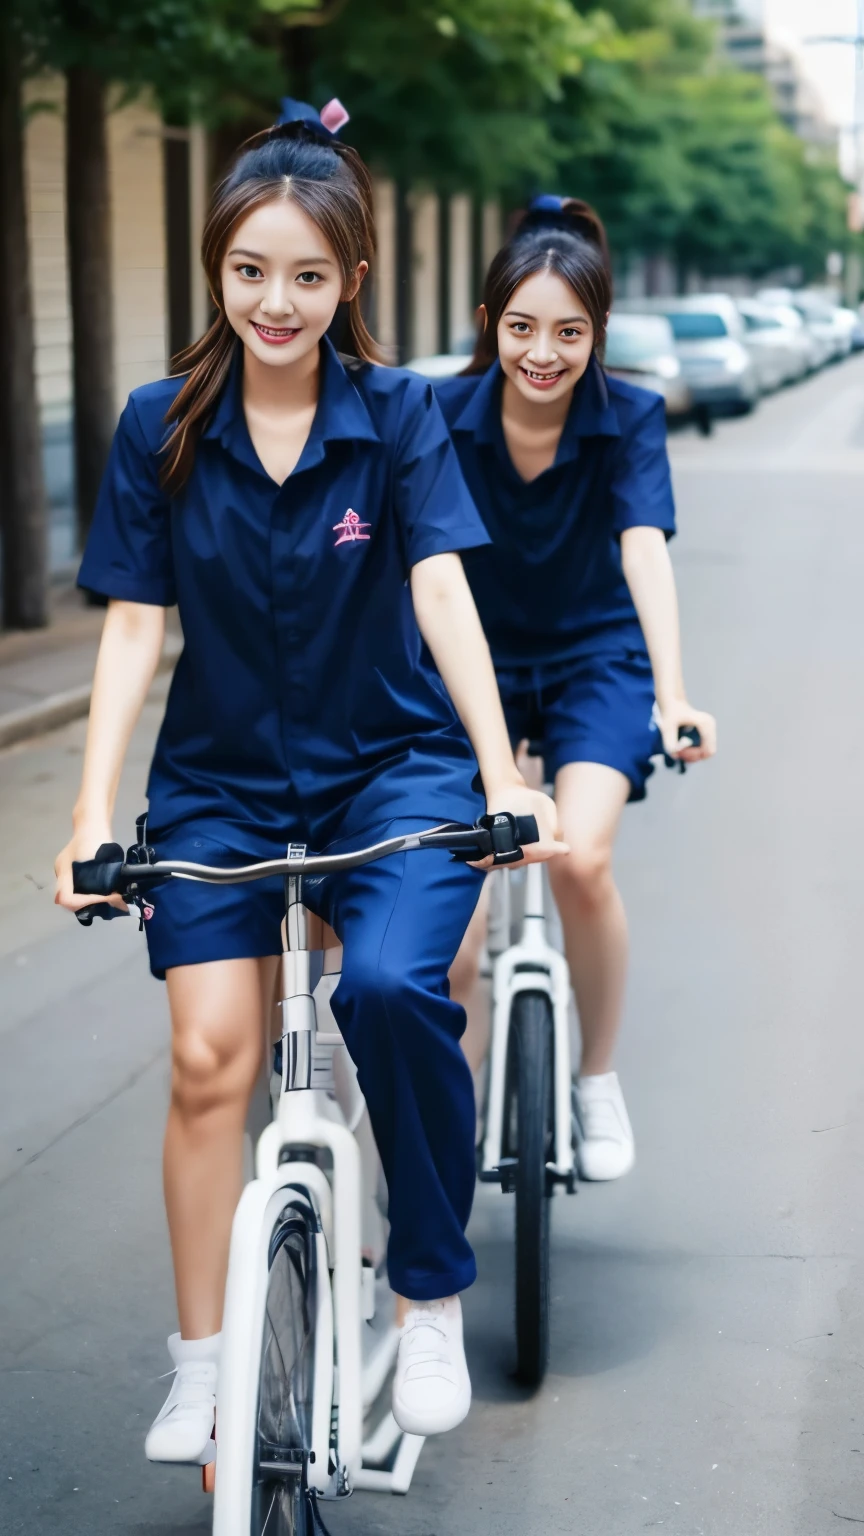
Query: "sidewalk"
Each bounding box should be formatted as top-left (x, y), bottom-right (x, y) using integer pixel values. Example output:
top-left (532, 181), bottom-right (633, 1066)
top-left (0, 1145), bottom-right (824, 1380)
top-left (0, 584), bottom-right (180, 750)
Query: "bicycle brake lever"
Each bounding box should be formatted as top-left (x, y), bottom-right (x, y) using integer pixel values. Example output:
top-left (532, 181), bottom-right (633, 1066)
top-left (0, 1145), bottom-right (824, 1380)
top-left (75, 904), bottom-right (129, 926)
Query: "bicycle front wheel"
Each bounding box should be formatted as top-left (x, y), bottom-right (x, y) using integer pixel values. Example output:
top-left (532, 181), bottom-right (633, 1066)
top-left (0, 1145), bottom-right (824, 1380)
top-left (251, 1195), bottom-right (318, 1536)
top-left (503, 990), bottom-right (554, 1385)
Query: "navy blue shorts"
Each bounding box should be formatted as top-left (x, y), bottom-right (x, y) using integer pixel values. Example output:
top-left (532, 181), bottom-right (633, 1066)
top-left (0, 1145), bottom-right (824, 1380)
top-left (497, 651), bottom-right (661, 802)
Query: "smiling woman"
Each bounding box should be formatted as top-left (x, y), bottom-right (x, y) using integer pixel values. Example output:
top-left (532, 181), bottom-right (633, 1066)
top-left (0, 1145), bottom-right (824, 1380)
top-left (56, 101), bottom-right (562, 1480)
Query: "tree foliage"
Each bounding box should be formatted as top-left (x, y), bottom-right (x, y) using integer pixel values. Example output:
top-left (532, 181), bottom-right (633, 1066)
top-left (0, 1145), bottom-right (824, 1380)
top-left (550, 0), bottom-right (854, 282)
top-left (8, 0), bottom-right (859, 280)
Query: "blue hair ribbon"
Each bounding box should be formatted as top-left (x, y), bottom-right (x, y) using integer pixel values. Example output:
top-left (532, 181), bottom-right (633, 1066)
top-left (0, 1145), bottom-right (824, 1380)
top-left (276, 97), bottom-right (350, 140)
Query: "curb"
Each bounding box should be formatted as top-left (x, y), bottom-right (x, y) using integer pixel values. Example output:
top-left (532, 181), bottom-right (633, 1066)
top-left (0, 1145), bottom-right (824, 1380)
top-left (0, 639), bottom-right (182, 751)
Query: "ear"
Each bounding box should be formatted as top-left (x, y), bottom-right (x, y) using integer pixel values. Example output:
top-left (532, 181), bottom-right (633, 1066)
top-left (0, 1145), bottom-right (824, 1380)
top-left (344, 260), bottom-right (369, 303)
top-left (476, 303), bottom-right (488, 333)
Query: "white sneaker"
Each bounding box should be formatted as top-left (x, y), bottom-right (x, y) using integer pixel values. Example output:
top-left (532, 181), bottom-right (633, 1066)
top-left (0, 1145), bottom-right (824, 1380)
top-left (144, 1332), bottom-right (219, 1465)
top-left (573, 1072), bottom-right (635, 1181)
top-left (392, 1297), bottom-right (471, 1436)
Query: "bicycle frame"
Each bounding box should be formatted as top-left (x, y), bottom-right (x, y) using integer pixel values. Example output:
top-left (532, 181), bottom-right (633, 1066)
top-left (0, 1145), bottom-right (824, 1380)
top-left (480, 862), bottom-right (576, 1189)
top-left (214, 864), bottom-right (424, 1532)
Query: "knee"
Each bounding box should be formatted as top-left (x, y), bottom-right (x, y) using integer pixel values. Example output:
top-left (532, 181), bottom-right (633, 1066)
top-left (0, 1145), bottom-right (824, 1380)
top-left (170, 1020), bottom-right (259, 1121)
top-left (553, 840), bottom-right (614, 912)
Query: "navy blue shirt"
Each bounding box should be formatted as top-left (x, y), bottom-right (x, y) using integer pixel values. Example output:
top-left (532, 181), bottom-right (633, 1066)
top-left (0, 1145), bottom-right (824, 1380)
top-left (78, 338), bottom-right (490, 843)
top-left (435, 356), bottom-right (676, 670)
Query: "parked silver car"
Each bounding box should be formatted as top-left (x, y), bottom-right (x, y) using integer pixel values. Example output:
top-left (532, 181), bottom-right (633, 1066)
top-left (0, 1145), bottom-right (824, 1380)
top-left (754, 302), bottom-right (819, 378)
top-left (737, 299), bottom-right (803, 390)
top-left (659, 296), bottom-right (760, 415)
top-left (603, 313), bottom-right (704, 429)
top-left (757, 289), bottom-right (841, 368)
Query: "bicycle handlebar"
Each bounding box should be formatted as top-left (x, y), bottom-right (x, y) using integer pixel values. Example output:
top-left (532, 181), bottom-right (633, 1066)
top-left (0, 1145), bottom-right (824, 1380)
top-left (72, 812), bottom-right (540, 924)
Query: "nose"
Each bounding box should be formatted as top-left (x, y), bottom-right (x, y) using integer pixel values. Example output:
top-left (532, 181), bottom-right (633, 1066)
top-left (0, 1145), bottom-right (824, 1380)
top-left (527, 332), bottom-right (558, 367)
top-left (260, 279), bottom-right (294, 319)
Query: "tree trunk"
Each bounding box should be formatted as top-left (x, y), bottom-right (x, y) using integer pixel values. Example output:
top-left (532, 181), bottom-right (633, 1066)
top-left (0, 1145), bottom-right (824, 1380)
top-left (66, 65), bottom-right (115, 549)
top-left (0, 41), bottom-right (49, 629)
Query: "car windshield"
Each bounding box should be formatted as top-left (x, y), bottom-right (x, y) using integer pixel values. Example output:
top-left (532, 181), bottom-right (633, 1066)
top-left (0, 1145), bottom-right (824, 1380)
top-left (605, 316), bottom-right (672, 366)
top-left (666, 311), bottom-right (728, 340)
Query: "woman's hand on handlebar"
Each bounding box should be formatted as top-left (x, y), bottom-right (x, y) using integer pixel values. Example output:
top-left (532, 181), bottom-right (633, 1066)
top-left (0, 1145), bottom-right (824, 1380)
top-left (54, 824), bottom-right (129, 915)
top-left (473, 781), bottom-right (568, 871)
top-left (657, 698), bottom-right (717, 764)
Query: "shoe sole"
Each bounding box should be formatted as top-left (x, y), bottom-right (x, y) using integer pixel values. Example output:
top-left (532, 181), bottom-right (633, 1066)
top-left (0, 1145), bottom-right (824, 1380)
top-left (392, 1394), bottom-right (471, 1437)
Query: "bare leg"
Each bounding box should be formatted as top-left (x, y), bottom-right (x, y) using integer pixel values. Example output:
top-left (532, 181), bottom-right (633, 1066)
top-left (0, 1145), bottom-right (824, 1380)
top-left (549, 763), bottom-right (631, 1077)
top-left (449, 880), bottom-right (490, 1074)
top-left (163, 955), bottom-right (279, 1339)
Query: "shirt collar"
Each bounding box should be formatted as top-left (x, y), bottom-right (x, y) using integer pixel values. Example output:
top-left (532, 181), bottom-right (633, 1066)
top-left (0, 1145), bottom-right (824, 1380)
top-left (453, 354), bottom-right (621, 466)
top-left (203, 334), bottom-right (380, 475)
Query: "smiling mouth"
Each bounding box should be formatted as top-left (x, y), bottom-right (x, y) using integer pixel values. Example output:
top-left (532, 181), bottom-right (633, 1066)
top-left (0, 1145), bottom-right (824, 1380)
top-left (252, 322), bottom-right (301, 344)
top-left (520, 366), bottom-right (567, 385)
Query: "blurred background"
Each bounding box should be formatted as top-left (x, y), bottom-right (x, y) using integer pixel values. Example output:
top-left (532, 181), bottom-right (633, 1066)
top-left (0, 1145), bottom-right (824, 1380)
top-left (2, 0), bottom-right (864, 629)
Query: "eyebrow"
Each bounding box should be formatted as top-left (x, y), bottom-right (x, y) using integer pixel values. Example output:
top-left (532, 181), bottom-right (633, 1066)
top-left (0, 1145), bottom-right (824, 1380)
top-left (505, 309), bottom-right (589, 324)
top-left (227, 247), bottom-right (336, 265)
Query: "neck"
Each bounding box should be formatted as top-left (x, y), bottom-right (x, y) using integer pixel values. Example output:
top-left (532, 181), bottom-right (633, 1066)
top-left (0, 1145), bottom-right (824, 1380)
top-left (501, 373), bottom-right (574, 438)
top-left (241, 340), bottom-right (321, 415)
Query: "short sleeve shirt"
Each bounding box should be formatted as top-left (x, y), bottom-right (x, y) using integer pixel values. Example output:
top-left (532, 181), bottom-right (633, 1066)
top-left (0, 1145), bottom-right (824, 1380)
top-left (78, 338), bottom-right (490, 842)
top-left (434, 356), bottom-right (676, 671)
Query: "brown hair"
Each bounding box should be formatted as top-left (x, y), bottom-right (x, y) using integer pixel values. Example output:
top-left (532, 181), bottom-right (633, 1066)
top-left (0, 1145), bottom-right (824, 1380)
top-left (161, 120), bottom-right (382, 494)
top-left (466, 197), bottom-right (612, 374)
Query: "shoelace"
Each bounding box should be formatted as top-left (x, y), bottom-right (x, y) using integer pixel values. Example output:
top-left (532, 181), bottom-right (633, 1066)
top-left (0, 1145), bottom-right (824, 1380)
top-left (579, 1094), bottom-right (626, 1144)
top-left (157, 1362), bottom-right (217, 1421)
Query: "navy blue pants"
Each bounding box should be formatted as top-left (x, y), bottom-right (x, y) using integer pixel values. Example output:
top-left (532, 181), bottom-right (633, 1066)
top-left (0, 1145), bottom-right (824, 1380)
top-left (144, 818), bottom-right (484, 1300)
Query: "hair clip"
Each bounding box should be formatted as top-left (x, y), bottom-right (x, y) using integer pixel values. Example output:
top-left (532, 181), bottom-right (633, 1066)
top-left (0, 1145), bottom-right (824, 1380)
top-left (276, 96), bottom-right (350, 139)
top-left (529, 193), bottom-right (565, 212)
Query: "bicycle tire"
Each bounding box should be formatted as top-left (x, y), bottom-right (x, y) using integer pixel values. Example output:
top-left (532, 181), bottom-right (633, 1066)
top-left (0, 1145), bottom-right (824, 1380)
top-left (503, 990), bottom-right (554, 1386)
top-left (251, 1196), bottom-right (317, 1536)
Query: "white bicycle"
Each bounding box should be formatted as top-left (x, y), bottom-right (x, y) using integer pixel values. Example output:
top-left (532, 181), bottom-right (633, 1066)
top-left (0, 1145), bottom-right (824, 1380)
top-left (73, 810), bottom-right (538, 1534)
top-left (476, 728), bottom-right (701, 1385)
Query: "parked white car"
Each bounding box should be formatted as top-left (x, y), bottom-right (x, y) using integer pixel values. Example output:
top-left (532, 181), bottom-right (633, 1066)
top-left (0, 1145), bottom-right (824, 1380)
top-left (737, 300), bottom-right (794, 391)
top-left (757, 289), bottom-right (843, 368)
top-left (656, 295), bottom-right (760, 415)
top-left (737, 299), bottom-right (809, 389)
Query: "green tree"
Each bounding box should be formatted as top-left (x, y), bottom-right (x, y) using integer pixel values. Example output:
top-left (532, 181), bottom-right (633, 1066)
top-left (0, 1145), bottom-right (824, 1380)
top-left (549, 0), bottom-right (854, 287)
top-left (303, 0), bottom-right (613, 195)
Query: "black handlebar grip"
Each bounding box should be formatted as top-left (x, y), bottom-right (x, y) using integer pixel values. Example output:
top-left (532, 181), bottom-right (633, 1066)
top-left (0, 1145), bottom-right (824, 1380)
top-left (514, 815), bottom-right (539, 847)
top-left (72, 842), bottom-right (126, 896)
top-left (679, 725), bottom-right (702, 748)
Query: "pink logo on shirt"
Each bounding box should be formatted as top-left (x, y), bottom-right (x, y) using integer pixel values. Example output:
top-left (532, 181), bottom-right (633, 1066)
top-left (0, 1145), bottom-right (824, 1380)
top-left (333, 508), bottom-right (371, 546)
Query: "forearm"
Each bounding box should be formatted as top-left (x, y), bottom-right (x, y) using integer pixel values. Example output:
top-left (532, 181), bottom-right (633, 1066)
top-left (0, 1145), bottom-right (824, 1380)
top-left (620, 527), bottom-right (685, 706)
top-left (73, 599), bottom-right (166, 829)
top-left (410, 553), bottom-right (522, 794)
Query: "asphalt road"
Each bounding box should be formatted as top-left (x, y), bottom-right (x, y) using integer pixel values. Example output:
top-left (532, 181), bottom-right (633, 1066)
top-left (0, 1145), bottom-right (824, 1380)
top-left (3, 357), bottom-right (864, 1536)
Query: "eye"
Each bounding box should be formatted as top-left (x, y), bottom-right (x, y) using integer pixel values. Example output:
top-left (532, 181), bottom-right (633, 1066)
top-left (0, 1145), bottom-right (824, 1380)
top-left (560, 327), bottom-right (583, 340)
top-left (237, 263), bottom-right (262, 280)
top-left (297, 271), bottom-right (324, 285)
top-left (510, 321), bottom-right (530, 334)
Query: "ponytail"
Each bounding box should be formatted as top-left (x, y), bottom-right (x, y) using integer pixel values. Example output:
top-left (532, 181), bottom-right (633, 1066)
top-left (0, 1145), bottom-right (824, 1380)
top-left (467, 194), bottom-right (613, 375)
top-left (160, 108), bottom-right (383, 497)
